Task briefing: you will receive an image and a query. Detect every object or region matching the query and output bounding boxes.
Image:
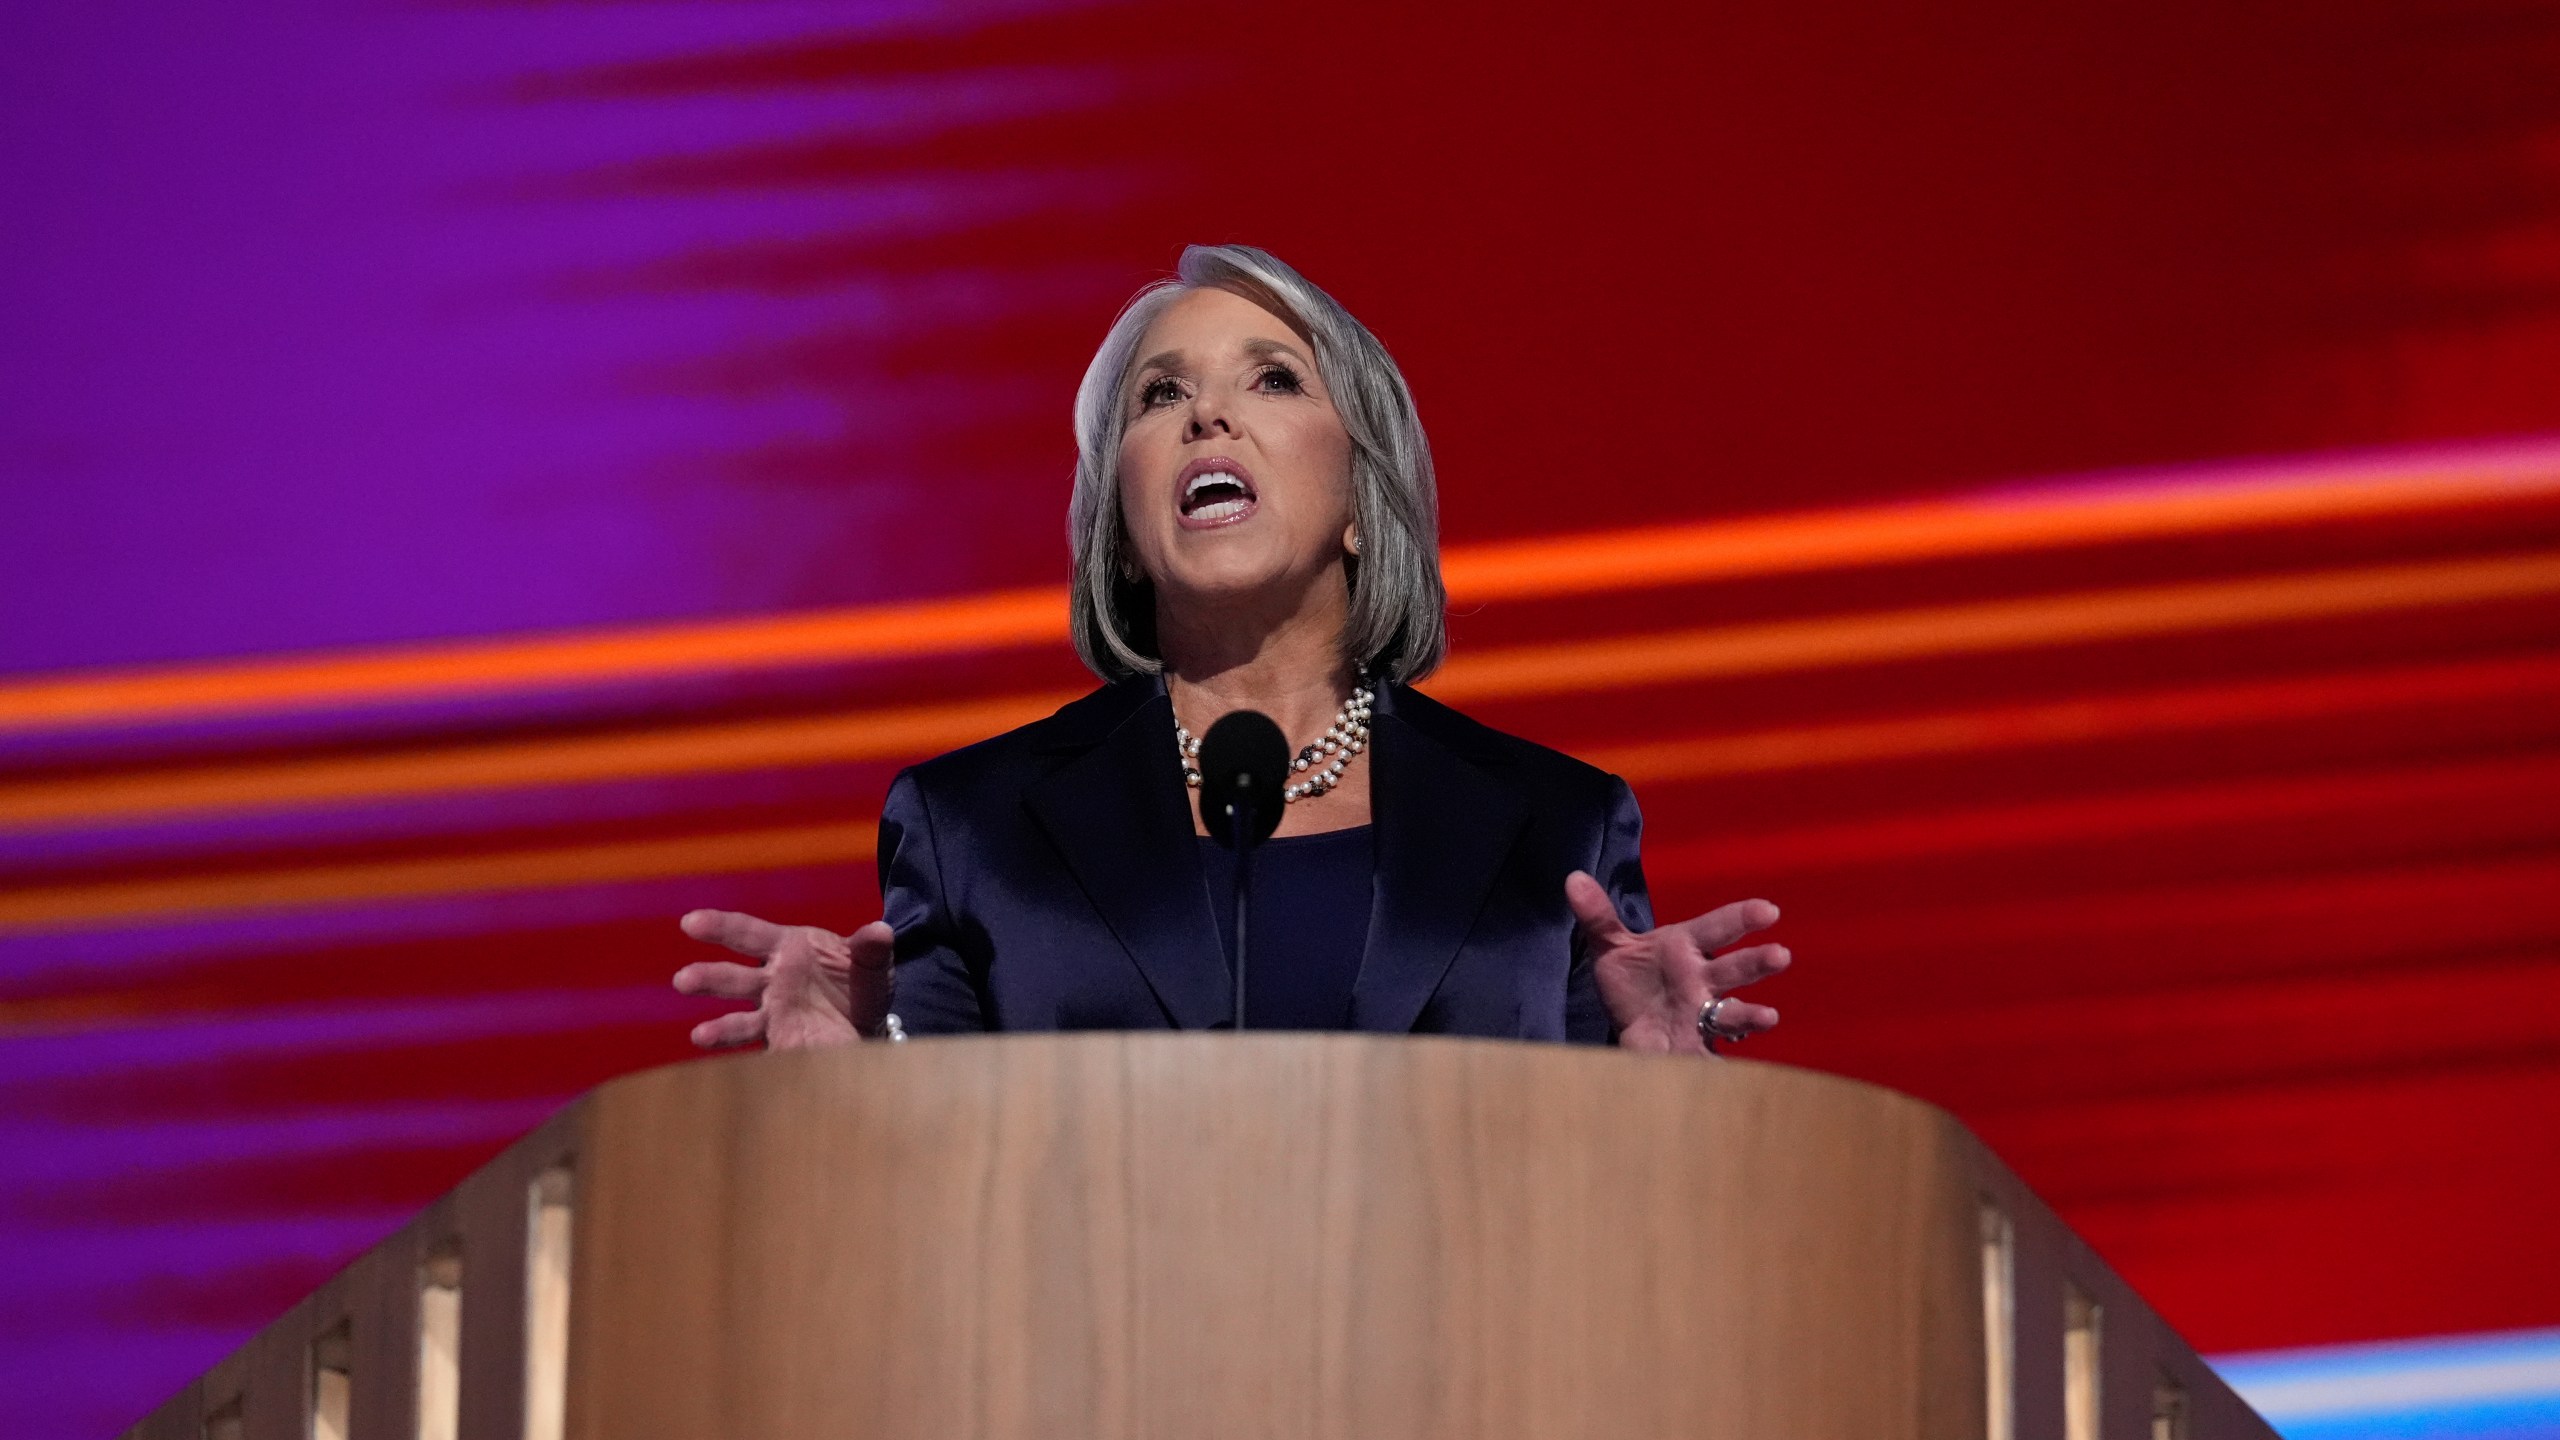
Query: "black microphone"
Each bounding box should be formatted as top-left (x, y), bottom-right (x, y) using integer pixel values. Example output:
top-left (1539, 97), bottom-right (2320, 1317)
top-left (1198, 711), bottom-right (1287, 849)
top-left (1196, 711), bottom-right (1288, 1030)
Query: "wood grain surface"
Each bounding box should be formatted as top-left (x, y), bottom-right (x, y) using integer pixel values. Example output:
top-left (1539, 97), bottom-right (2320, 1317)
top-left (123, 1035), bottom-right (2276, 1440)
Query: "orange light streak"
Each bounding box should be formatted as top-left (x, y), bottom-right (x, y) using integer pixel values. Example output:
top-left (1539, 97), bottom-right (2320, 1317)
top-left (1438, 459), bottom-right (2560, 603)
top-left (1581, 653), bottom-right (2560, 784)
top-left (0, 587), bottom-right (1066, 736)
top-left (0, 822), bottom-right (876, 934)
top-left (2, 456), bottom-right (2553, 734)
top-left (6, 654), bottom-right (2557, 932)
top-left (3, 554), bottom-right (2556, 835)
top-left (0, 692), bottom-right (1076, 832)
top-left (1425, 551), bottom-right (2560, 704)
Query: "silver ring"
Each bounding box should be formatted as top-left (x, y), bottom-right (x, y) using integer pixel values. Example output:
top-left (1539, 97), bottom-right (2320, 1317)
top-left (1697, 995), bottom-right (1745, 1049)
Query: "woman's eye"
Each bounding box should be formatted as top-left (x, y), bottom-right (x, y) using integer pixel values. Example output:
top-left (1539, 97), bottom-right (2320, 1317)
top-left (1137, 377), bottom-right (1181, 408)
top-left (1257, 365), bottom-right (1305, 394)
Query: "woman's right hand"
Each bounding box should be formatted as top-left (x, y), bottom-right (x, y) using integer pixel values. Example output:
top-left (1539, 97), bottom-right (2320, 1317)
top-left (670, 910), bottom-right (894, 1050)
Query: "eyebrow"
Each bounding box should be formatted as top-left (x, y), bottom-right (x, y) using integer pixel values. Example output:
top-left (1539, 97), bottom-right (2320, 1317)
top-left (1242, 338), bottom-right (1311, 365)
top-left (1132, 337), bottom-right (1313, 377)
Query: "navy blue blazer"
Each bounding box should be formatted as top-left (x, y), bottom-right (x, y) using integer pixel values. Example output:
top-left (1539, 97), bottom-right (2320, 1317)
top-left (878, 675), bottom-right (1654, 1043)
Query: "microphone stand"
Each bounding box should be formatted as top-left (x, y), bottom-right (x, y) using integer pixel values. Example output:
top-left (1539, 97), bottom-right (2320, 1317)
top-left (1228, 793), bottom-right (1257, 1032)
top-left (1197, 708), bottom-right (1285, 1035)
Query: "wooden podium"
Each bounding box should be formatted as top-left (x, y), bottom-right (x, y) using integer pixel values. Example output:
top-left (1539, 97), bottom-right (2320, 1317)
top-left (122, 1035), bottom-right (2276, 1440)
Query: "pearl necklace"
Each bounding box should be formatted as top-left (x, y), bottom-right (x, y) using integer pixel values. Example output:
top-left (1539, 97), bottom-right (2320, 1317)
top-left (1176, 675), bottom-right (1376, 803)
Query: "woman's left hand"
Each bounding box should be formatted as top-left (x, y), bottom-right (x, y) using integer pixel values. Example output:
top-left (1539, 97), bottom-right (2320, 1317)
top-left (1565, 871), bottom-right (1790, 1055)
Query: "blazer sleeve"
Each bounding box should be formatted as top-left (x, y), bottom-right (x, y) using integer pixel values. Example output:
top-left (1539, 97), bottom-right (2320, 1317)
top-left (877, 768), bottom-right (992, 1034)
top-left (1566, 774), bottom-right (1657, 1046)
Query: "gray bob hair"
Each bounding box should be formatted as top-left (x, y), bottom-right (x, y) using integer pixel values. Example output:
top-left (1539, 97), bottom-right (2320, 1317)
top-left (1067, 244), bottom-right (1447, 684)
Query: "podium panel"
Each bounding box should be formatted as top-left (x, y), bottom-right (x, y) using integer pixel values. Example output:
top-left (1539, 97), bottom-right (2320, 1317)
top-left (122, 1035), bottom-right (2276, 1440)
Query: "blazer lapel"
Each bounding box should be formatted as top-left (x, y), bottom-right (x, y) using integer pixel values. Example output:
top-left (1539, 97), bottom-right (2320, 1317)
top-left (1022, 681), bottom-right (1234, 1030)
top-left (1351, 686), bottom-right (1530, 1034)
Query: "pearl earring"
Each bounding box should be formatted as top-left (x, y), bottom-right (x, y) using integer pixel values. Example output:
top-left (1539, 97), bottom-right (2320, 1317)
top-left (1348, 532), bottom-right (1362, 555)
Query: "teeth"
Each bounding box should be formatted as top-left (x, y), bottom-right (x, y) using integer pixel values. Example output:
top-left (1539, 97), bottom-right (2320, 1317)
top-left (1188, 498), bottom-right (1251, 522)
top-left (1185, 471), bottom-right (1244, 500)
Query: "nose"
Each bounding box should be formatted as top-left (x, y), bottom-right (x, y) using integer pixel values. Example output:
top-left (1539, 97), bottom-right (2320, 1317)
top-left (1183, 386), bottom-right (1238, 441)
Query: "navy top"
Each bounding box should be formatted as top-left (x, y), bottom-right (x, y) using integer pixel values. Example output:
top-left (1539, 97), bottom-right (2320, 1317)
top-left (879, 678), bottom-right (1649, 1043)
top-left (1196, 825), bottom-right (1375, 1031)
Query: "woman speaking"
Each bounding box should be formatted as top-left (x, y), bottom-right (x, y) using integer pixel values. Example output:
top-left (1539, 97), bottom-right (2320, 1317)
top-left (672, 245), bottom-right (1791, 1055)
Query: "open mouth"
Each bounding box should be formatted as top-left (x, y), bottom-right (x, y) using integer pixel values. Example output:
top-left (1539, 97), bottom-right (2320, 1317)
top-left (1177, 458), bottom-right (1259, 527)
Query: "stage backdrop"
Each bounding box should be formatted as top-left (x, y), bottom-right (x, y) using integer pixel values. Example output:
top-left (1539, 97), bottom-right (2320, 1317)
top-left (5, 2), bottom-right (2559, 1437)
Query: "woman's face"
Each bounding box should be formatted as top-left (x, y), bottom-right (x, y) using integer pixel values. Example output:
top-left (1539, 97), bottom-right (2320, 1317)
top-left (1116, 286), bottom-right (1357, 615)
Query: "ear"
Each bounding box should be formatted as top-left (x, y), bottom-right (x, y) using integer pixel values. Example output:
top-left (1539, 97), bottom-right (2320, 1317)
top-left (1344, 523), bottom-right (1362, 556)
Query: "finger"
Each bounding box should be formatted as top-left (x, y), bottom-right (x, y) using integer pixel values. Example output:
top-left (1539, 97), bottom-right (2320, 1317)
top-left (1676, 898), bottom-right (1780, 953)
top-left (1705, 942), bottom-right (1791, 994)
top-left (1562, 871), bottom-right (1636, 946)
top-left (688, 1008), bottom-right (767, 1051)
top-left (843, 921), bottom-right (895, 1031)
top-left (671, 960), bottom-right (767, 999)
top-left (681, 908), bottom-right (788, 959)
top-left (844, 920), bottom-right (895, 973)
top-left (1711, 999), bottom-right (1781, 1036)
